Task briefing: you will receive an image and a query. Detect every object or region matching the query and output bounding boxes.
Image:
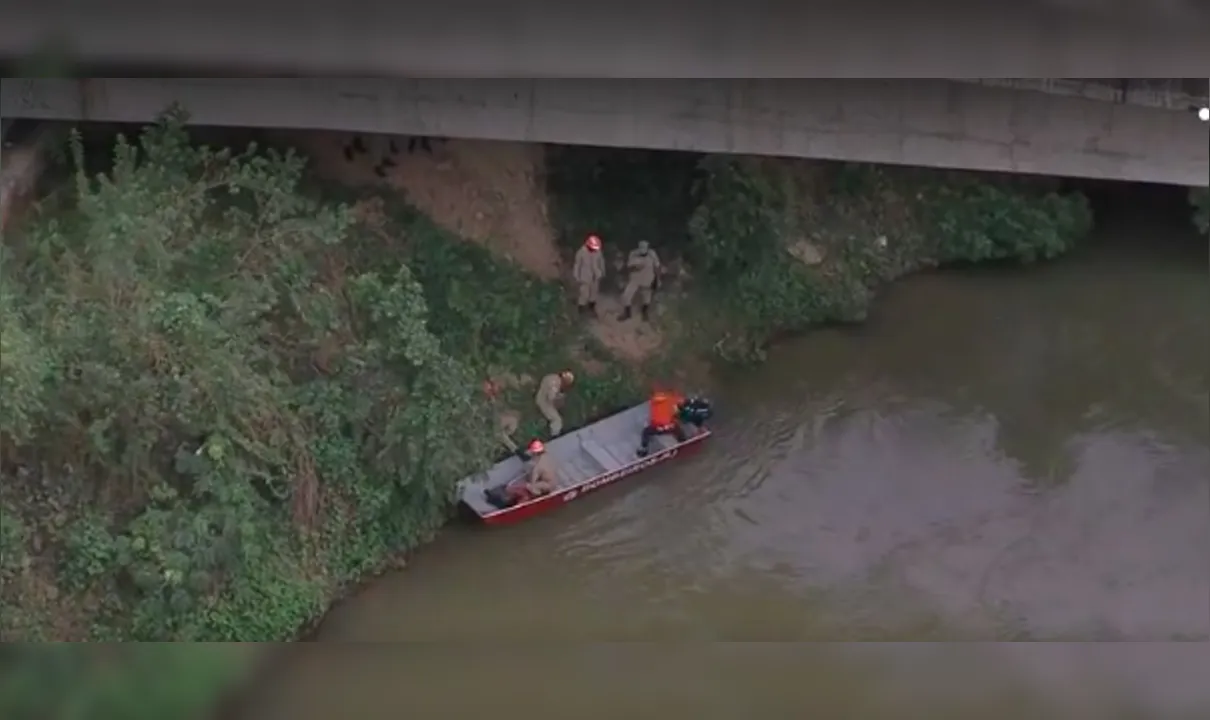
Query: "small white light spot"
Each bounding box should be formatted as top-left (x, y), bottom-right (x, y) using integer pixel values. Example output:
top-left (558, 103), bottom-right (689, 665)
top-left (1199, 107), bottom-right (1210, 122)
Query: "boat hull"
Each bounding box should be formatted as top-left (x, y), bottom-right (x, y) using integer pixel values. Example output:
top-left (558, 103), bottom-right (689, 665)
top-left (473, 429), bottom-right (710, 527)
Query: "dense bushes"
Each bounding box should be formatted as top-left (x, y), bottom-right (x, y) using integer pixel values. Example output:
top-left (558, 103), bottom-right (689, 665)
top-left (1192, 187), bottom-right (1209, 235)
top-left (0, 113), bottom-right (637, 650)
top-left (1, 112), bottom-right (473, 641)
top-left (681, 158), bottom-right (1091, 360)
top-left (681, 158), bottom-right (860, 361)
top-left (921, 177), bottom-right (1092, 264)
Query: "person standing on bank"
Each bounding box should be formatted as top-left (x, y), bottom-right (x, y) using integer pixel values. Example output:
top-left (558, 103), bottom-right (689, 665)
top-left (573, 233), bottom-right (606, 316)
top-left (619, 240), bottom-right (661, 322)
top-left (535, 370), bottom-right (575, 437)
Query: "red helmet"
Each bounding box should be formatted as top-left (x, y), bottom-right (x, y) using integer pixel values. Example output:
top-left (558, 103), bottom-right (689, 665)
top-left (585, 234), bottom-right (602, 251)
top-left (527, 439), bottom-right (546, 455)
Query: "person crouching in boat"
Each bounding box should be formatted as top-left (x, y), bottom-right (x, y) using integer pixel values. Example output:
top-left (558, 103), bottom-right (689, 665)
top-left (637, 391), bottom-right (713, 458)
top-left (505, 439), bottom-right (560, 504)
top-left (637, 389), bottom-right (687, 458)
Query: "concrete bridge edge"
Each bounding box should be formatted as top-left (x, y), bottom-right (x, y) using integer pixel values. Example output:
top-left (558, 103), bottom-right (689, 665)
top-left (2, 78), bottom-right (1207, 186)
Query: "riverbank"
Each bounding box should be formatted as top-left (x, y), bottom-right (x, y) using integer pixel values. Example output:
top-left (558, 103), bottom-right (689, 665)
top-left (0, 111), bottom-right (1092, 715)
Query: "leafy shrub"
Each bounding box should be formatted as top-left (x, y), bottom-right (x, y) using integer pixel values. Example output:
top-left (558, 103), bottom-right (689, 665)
top-left (923, 183), bottom-right (1092, 264)
top-left (685, 158), bottom-right (848, 346)
top-left (61, 512), bottom-right (117, 593)
top-left (687, 156), bottom-right (790, 279)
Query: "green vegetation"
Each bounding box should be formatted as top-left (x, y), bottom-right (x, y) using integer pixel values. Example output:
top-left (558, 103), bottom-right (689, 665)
top-left (0, 113), bottom-right (637, 650)
top-left (1191, 187), bottom-right (1209, 235)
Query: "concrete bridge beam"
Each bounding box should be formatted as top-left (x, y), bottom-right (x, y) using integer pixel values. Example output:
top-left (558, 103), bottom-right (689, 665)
top-left (2, 78), bottom-right (1206, 186)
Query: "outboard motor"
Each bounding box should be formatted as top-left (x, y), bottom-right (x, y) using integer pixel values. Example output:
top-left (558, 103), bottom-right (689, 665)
top-left (678, 396), bottom-right (713, 426)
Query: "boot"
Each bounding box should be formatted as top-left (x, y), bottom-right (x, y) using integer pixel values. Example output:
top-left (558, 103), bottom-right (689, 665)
top-left (640, 304), bottom-right (650, 322)
top-left (587, 301), bottom-right (597, 316)
top-left (618, 306), bottom-right (632, 321)
top-left (577, 303), bottom-right (587, 316)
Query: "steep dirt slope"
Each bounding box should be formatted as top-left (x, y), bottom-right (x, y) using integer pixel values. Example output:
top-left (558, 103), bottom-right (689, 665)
top-left (281, 131), bottom-right (561, 280)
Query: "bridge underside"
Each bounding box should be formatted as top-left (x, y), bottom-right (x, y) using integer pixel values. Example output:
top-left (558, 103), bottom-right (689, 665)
top-left (3, 78), bottom-right (1205, 186)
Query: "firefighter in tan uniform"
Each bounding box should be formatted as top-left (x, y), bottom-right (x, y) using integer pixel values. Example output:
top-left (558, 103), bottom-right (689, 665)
top-left (573, 234), bottom-right (606, 316)
top-left (483, 379), bottom-right (522, 455)
top-left (502, 438), bottom-right (560, 504)
top-left (523, 439), bottom-right (559, 496)
top-left (497, 410), bottom-right (521, 454)
top-left (534, 370), bottom-right (574, 437)
top-left (619, 241), bottom-right (661, 321)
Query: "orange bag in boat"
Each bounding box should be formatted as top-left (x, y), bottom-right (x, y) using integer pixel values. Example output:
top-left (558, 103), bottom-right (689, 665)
top-left (649, 390), bottom-right (683, 429)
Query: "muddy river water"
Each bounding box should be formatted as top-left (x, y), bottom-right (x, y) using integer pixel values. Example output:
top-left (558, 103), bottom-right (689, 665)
top-left (237, 206), bottom-right (1208, 718)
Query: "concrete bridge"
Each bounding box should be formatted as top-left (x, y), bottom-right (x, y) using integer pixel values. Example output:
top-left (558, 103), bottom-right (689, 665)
top-left (1, 2), bottom-right (1207, 184)
top-left (3, 77), bottom-right (1207, 186)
